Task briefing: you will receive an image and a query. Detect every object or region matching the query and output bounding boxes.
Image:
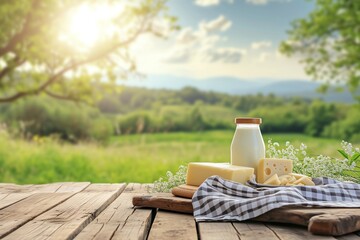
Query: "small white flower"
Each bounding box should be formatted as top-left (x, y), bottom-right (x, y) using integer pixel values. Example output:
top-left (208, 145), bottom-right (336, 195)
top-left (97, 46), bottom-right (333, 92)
top-left (300, 143), bottom-right (307, 151)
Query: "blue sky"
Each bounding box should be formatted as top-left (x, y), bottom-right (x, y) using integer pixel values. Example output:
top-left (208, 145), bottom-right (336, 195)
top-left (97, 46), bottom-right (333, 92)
top-left (170, 0), bottom-right (313, 44)
top-left (130, 0), bottom-right (315, 82)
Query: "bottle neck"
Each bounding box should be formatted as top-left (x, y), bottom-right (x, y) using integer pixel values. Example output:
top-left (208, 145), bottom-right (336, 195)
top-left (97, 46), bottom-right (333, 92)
top-left (236, 124), bottom-right (260, 129)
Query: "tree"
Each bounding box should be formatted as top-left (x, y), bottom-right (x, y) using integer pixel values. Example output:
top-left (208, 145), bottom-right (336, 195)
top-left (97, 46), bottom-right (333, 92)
top-left (188, 106), bottom-right (205, 131)
top-left (280, 0), bottom-right (360, 97)
top-left (305, 100), bottom-right (339, 137)
top-left (0, 0), bottom-right (177, 103)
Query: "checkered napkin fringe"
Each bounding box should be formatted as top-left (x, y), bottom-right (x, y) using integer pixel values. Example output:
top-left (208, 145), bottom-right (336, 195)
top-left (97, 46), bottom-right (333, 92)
top-left (192, 175), bottom-right (360, 222)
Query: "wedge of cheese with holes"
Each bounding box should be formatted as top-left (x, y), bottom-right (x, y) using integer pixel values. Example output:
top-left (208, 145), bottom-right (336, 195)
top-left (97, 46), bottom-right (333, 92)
top-left (257, 158), bottom-right (293, 183)
top-left (186, 162), bottom-right (254, 186)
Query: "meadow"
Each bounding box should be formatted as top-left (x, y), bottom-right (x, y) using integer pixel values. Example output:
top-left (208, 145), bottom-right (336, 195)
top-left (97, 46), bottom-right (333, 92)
top-left (0, 130), bottom-right (354, 184)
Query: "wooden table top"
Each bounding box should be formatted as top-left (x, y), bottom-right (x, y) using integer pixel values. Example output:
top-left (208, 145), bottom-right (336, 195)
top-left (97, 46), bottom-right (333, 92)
top-left (0, 182), bottom-right (359, 240)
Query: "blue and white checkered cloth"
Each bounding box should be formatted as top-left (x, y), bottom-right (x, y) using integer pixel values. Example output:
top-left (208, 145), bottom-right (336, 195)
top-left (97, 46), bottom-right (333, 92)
top-left (192, 175), bottom-right (360, 222)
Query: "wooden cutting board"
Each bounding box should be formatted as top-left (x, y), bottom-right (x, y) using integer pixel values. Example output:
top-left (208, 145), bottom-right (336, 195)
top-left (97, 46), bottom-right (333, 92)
top-left (132, 193), bottom-right (360, 236)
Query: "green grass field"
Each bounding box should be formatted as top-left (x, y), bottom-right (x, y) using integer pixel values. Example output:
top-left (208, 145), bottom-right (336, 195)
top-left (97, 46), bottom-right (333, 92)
top-left (0, 130), bottom-right (357, 184)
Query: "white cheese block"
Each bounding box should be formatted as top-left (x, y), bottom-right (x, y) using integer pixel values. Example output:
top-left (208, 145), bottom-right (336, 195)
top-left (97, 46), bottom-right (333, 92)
top-left (186, 162), bottom-right (254, 186)
top-left (257, 158), bottom-right (293, 183)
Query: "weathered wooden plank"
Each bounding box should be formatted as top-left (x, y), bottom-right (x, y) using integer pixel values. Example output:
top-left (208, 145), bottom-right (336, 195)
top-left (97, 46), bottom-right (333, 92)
top-left (336, 234), bottom-right (360, 240)
top-left (148, 210), bottom-right (197, 240)
top-left (3, 183), bottom-right (125, 240)
top-left (198, 222), bottom-right (239, 240)
top-left (75, 183), bottom-right (153, 240)
top-left (265, 223), bottom-right (337, 240)
top-left (0, 183), bottom-right (65, 210)
top-left (232, 221), bottom-right (280, 240)
top-left (111, 209), bottom-right (154, 240)
top-left (0, 182), bottom-right (88, 210)
top-left (0, 182), bottom-right (90, 238)
top-left (0, 183), bottom-right (33, 189)
top-left (0, 183), bottom-right (32, 202)
top-left (0, 184), bottom-right (26, 203)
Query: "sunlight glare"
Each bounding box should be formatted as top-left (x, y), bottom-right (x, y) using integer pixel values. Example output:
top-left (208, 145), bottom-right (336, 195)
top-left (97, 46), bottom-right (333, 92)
top-left (60, 3), bottom-right (124, 50)
top-left (69, 5), bottom-right (99, 47)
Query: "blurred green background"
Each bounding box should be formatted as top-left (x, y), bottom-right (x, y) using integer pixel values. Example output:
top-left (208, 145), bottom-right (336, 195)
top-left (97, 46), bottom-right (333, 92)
top-left (0, 0), bottom-right (359, 183)
top-left (0, 90), bottom-right (358, 183)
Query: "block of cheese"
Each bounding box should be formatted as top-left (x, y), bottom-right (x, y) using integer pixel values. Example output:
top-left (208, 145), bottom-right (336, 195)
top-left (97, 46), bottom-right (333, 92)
top-left (257, 158), bottom-right (293, 183)
top-left (186, 162), bottom-right (254, 186)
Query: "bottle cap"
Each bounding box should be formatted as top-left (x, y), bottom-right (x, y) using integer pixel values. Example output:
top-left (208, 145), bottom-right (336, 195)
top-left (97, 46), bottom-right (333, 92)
top-left (235, 117), bottom-right (262, 124)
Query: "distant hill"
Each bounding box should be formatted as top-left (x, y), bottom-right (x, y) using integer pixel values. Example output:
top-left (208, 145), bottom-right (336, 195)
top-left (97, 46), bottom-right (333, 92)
top-left (121, 75), bottom-right (355, 103)
top-left (258, 80), bottom-right (319, 94)
top-left (121, 75), bottom-right (266, 93)
top-left (258, 80), bottom-right (355, 103)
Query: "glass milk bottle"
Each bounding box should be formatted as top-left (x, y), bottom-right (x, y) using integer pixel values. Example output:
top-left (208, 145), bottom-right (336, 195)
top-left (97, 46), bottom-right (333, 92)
top-left (231, 117), bottom-right (265, 171)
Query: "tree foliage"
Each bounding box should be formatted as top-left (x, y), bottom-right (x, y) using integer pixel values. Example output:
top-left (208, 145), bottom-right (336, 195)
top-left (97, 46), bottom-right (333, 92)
top-left (1, 86), bottom-right (359, 141)
top-left (280, 0), bottom-right (360, 97)
top-left (1, 97), bottom-right (113, 142)
top-left (0, 0), bottom-right (176, 103)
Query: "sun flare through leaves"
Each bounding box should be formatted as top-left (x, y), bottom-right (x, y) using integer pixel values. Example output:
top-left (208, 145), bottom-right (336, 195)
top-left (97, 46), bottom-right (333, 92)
top-left (58, 3), bottom-right (125, 51)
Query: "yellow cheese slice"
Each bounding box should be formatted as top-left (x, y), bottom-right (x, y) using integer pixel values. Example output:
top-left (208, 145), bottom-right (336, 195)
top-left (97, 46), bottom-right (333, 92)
top-left (290, 173), bottom-right (311, 180)
top-left (263, 174), bottom-right (281, 185)
top-left (257, 158), bottom-right (293, 183)
top-left (293, 176), bottom-right (315, 186)
top-left (269, 173), bottom-right (314, 186)
top-left (186, 162), bottom-right (254, 186)
top-left (278, 174), bottom-right (296, 185)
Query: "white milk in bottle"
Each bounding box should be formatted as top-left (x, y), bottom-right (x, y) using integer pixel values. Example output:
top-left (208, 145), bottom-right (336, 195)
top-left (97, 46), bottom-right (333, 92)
top-left (231, 117), bottom-right (265, 171)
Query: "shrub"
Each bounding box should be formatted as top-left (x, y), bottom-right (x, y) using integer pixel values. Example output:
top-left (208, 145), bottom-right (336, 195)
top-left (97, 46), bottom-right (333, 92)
top-left (2, 97), bottom-right (112, 142)
top-left (248, 104), bottom-right (308, 133)
top-left (322, 105), bottom-right (360, 142)
top-left (117, 111), bottom-right (156, 134)
top-left (305, 100), bottom-right (343, 137)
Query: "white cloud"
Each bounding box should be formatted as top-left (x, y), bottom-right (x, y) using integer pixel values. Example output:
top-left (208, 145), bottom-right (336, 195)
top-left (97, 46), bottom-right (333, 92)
top-left (130, 7), bottom-right (308, 81)
top-left (275, 49), bottom-right (285, 59)
top-left (246, 0), bottom-right (292, 5)
top-left (176, 28), bottom-right (198, 45)
top-left (259, 52), bottom-right (270, 62)
top-left (201, 35), bottom-right (225, 48)
top-left (246, 0), bottom-right (268, 5)
top-left (195, 0), bottom-right (221, 6)
top-left (202, 47), bottom-right (245, 63)
top-left (164, 46), bottom-right (194, 63)
top-left (150, 18), bottom-right (173, 37)
top-left (131, 35), bottom-right (310, 80)
top-left (195, 0), bottom-right (234, 7)
top-left (199, 15), bottom-right (232, 33)
top-left (164, 15), bottom-right (244, 64)
top-left (251, 41), bottom-right (272, 50)
top-left (195, 0), bottom-right (290, 6)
